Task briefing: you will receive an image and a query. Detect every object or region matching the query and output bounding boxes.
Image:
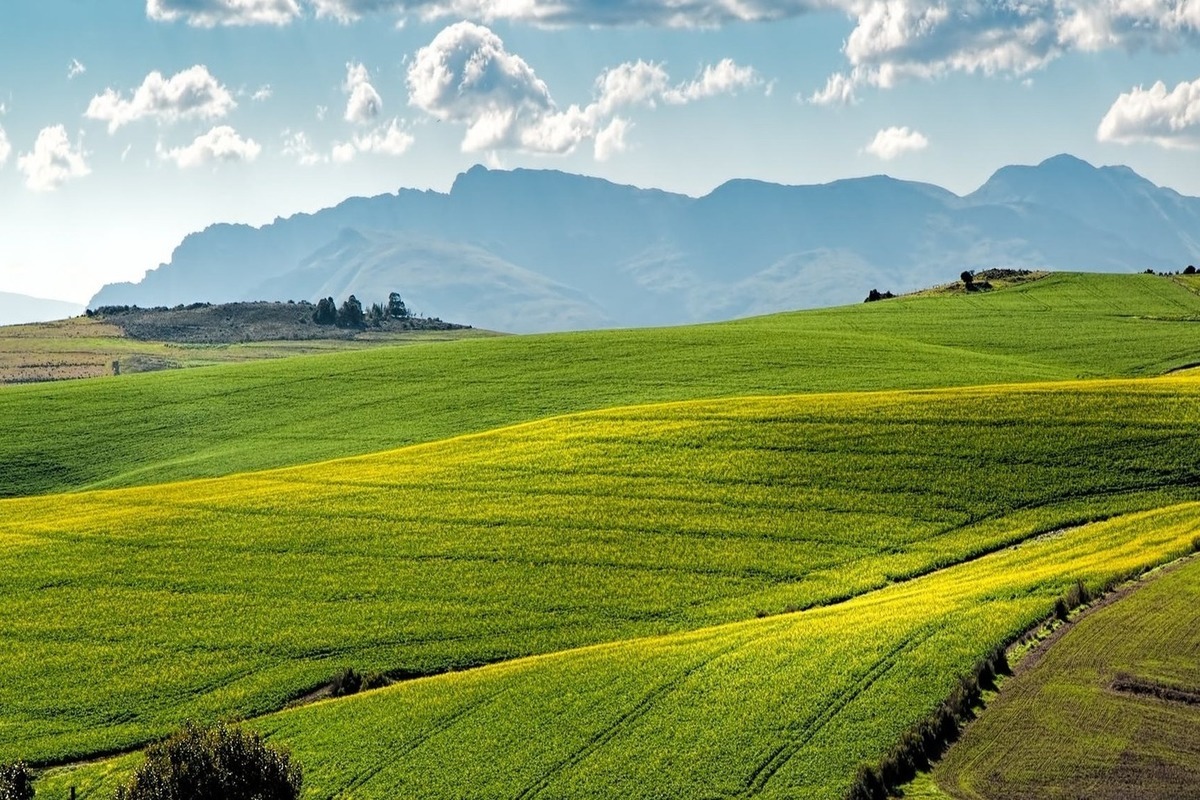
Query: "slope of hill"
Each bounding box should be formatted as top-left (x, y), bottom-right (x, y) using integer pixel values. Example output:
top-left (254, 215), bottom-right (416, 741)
top-left (928, 557), bottom-right (1200, 800)
top-left (88, 157), bottom-right (1200, 332)
top-left (0, 292), bottom-right (84, 326)
top-left (4, 375), bottom-right (1200, 766)
top-left (7, 273), bottom-right (1200, 499)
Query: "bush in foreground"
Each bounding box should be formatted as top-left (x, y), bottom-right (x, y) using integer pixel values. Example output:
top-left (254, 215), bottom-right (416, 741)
top-left (114, 723), bottom-right (301, 800)
top-left (0, 762), bottom-right (34, 800)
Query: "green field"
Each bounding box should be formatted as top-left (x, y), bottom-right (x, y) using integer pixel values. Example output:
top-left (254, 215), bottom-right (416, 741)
top-left (925, 557), bottom-right (1200, 800)
top-left (6, 272), bottom-right (1200, 499)
top-left (0, 316), bottom-right (490, 385)
top-left (4, 272), bottom-right (1200, 799)
top-left (3, 374), bottom-right (1200, 765)
top-left (36, 503), bottom-right (1200, 798)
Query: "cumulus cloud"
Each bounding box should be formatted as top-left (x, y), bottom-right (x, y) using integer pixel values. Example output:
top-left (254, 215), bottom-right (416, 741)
top-left (1098, 77), bottom-right (1200, 148)
top-left (864, 125), bottom-right (929, 160)
top-left (328, 118), bottom-right (415, 162)
top-left (146, 0), bottom-right (302, 26)
top-left (160, 125), bottom-right (262, 168)
top-left (282, 129), bottom-right (325, 165)
top-left (594, 117), bottom-right (632, 161)
top-left (0, 125), bottom-right (10, 166)
top-left (343, 62), bottom-right (383, 124)
top-left (808, 1), bottom-right (1200, 102)
top-left (407, 21), bottom-right (759, 157)
top-left (86, 65), bottom-right (236, 133)
top-left (352, 118), bottom-right (415, 155)
top-left (68, 59), bottom-right (87, 80)
top-left (308, 0), bottom-right (831, 26)
top-left (18, 125), bottom-right (91, 191)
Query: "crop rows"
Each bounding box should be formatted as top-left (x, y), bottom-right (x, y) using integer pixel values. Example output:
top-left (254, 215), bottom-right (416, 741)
top-left (40, 501), bottom-right (1200, 799)
top-left (4, 375), bottom-right (1200, 765)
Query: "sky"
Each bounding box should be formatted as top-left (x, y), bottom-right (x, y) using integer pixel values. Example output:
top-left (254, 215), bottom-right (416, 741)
top-left (3, 1), bottom-right (1200, 304)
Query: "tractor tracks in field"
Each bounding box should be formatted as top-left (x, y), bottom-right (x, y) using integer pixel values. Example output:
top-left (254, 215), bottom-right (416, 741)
top-left (738, 628), bottom-right (937, 797)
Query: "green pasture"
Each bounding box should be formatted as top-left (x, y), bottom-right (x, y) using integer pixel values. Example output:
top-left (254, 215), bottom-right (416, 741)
top-left (4, 375), bottom-right (1200, 766)
top-left (5, 272), bottom-right (1200, 498)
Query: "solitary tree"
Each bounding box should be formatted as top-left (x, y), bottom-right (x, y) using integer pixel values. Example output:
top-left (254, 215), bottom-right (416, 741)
top-left (960, 270), bottom-right (975, 289)
top-left (337, 295), bottom-right (364, 328)
top-left (312, 297), bottom-right (337, 325)
top-left (1186, 265), bottom-right (1197, 275)
top-left (114, 723), bottom-right (301, 800)
top-left (387, 291), bottom-right (409, 319)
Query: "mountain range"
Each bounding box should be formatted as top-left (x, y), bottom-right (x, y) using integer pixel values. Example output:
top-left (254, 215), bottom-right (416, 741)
top-left (0, 293), bottom-right (86, 327)
top-left (90, 154), bottom-right (1200, 333)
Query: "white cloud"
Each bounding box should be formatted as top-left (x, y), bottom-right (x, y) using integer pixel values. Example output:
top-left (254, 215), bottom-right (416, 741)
top-left (252, 84), bottom-right (273, 102)
top-left (146, 0), bottom-right (302, 26)
top-left (663, 59), bottom-right (761, 103)
top-left (407, 21), bottom-right (758, 158)
top-left (68, 59), bottom-right (87, 80)
top-left (0, 126), bottom-right (10, 166)
top-left (331, 140), bottom-right (357, 163)
top-left (282, 129), bottom-right (325, 164)
top-left (864, 125), bottom-right (929, 160)
top-left (1098, 77), bottom-right (1200, 149)
top-left (353, 118), bottom-right (415, 155)
top-left (594, 117), bottom-right (632, 161)
top-left (309, 0), bottom-right (831, 26)
top-left (807, 1), bottom-right (1200, 103)
top-left (343, 62), bottom-right (383, 124)
top-left (808, 72), bottom-right (857, 106)
top-left (160, 125), bottom-right (262, 168)
top-left (18, 125), bottom-right (90, 191)
top-left (86, 65), bottom-right (236, 133)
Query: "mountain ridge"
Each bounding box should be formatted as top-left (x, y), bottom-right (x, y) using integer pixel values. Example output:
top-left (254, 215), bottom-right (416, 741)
top-left (91, 155), bottom-right (1200, 333)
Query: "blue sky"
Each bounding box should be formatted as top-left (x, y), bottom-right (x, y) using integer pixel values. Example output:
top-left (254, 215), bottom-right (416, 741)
top-left (3, 1), bottom-right (1200, 303)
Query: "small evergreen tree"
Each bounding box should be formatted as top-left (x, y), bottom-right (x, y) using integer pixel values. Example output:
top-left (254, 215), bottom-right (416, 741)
top-left (387, 291), bottom-right (409, 319)
top-left (337, 295), bottom-right (364, 328)
top-left (312, 297), bottom-right (337, 325)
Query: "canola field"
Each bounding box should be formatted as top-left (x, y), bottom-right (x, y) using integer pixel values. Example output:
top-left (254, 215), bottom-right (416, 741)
top-left (4, 374), bottom-right (1200, 769)
top-left (39, 504), bottom-right (1200, 798)
top-left (5, 273), bottom-right (1200, 799)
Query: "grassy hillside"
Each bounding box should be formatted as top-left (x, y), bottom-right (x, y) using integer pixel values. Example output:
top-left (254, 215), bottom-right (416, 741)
top-left (5, 272), bottom-right (1200, 497)
top-left (927, 557), bottom-right (1200, 800)
top-left (38, 503), bottom-right (1200, 799)
top-left (4, 374), bottom-right (1200, 765)
top-left (0, 315), bottom-right (489, 384)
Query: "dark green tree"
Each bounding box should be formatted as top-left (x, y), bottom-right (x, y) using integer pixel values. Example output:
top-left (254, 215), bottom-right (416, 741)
top-left (337, 295), bottom-right (364, 328)
top-left (0, 762), bottom-right (34, 800)
top-left (114, 723), bottom-right (301, 800)
top-left (387, 291), bottom-right (409, 319)
top-left (312, 297), bottom-right (337, 325)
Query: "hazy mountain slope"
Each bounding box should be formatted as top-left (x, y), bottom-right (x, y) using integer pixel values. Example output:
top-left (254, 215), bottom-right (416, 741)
top-left (247, 229), bottom-right (612, 333)
top-left (0, 292), bottom-right (85, 325)
top-left (90, 156), bottom-right (1200, 331)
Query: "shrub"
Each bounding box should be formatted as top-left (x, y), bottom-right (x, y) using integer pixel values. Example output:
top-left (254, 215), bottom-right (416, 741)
top-left (114, 722), bottom-right (301, 800)
top-left (0, 762), bottom-right (34, 800)
top-left (330, 667), bottom-right (363, 698)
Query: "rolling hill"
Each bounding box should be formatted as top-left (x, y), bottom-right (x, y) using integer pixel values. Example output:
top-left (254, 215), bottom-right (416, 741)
top-left (4, 272), bottom-right (1200, 799)
top-left (89, 156), bottom-right (1200, 332)
top-left (8, 272), bottom-right (1200, 499)
top-left (927, 557), bottom-right (1200, 800)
